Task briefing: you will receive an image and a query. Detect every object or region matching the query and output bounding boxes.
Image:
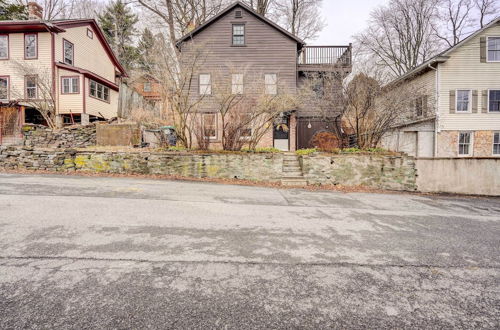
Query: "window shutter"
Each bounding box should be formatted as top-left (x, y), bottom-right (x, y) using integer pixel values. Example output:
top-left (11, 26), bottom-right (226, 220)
top-left (472, 90), bottom-right (478, 113)
top-left (423, 95), bottom-right (429, 115)
top-left (449, 90), bottom-right (455, 114)
top-left (482, 90), bottom-right (488, 113)
top-left (480, 37), bottom-right (486, 63)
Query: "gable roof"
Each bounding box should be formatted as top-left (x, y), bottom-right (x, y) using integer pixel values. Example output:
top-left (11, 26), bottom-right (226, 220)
top-left (176, 1), bottom-right (305, 49)
top-left (386, 16), bottom-right (500, 87)
top-left (0, 18), bottom-right (127, 76)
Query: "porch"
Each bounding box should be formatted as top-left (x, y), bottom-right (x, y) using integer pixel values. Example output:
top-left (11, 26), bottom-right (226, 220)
top-left (298, 45), bottom-right (352, 72)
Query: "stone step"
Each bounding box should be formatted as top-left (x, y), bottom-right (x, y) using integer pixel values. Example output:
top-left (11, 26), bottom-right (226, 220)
top-left (283, 160), bottom-right (300, 165)
top-left (282, 166), bottom-right (301, 172)
top-left (282, 172), bottom-right (303, 177)
top-left (281, 179), bottom-right (308, 186)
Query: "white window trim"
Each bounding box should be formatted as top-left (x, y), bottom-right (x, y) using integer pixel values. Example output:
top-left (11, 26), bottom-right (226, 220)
top-left (199, 74), bottom-right (211, 95)
top-left (232, 73), bottom-right (244, 95)
top-left (487, 89), bottom-right (500, 113)
top-left (264, 73), bottom-right (277, 95)
top-left (486, 36), bottom-right (500, 63)
top-left (493, 132), bottom-right (500, 156)
top-left (202, 113), bottom-right (217, 140)
top-left (457, 131), bottom-right (474, 157)
top-left (455, 89), bottom-right (472, 113)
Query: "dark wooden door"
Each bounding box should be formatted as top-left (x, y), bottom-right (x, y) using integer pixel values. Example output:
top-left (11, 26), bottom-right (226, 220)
top-left (297, 118), bottom-right (339, 150)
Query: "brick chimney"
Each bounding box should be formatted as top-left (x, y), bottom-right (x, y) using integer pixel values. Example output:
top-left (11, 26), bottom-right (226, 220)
top-left (27, 2), bottom-right (43, 20)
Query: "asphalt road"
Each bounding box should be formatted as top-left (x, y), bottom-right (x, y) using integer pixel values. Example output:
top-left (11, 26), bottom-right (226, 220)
top-left (0, 173), bottom-right (499, 329)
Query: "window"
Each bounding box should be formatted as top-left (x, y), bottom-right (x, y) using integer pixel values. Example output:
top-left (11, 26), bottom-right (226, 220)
top-left (24, 33), bottom-right (37, 59)
top-left (61, 77), bottom-right (79, 94)
top-left (143, 82), bottom-right (152, 92)
top-left (202, 113), bottom-right (217, 139)
top-left (487, 37), bottom-right (500, 62)
top-left (488, 90), bottom-right (500, 112)
top-left (240, 113), bottom-right (252, 138)
top-left (493, 132), bottom-right (500, 155)
top-left (199, 74), bottom-right (211, 95)
top-left (456, 90), bottom-right (471, 112)
top-left (0, 76), bottom-right (8, 100)
top-left (232, 74), bottom-right (243, 94)
top-left (87, 28), bottom-right (93, 39)
top-left (415, 97), bottom-right (424, 116)
top-left (458, 132), bottom-right (473, 156)
top-left (265, 74), bottom-right (277, 95)
top-left (63, 39), bottom-right (74, 65)
top-left (89, 80), bottom-right (110, 102)
top-left (232, 24), bottom-right (245, 46)
top-left (25, 76), bottom-right (37, 99)
top-left (0, 35), bottom-right (8, 59)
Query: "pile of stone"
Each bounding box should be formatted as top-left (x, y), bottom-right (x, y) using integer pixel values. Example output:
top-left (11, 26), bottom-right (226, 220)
top-left (23, 124), bottom-right (96, 148)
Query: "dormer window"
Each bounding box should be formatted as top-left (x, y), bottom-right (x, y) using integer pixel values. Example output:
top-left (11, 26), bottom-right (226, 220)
top-left (487, 37), bottom-right (500, 62)
top-left (63, 39), bottom-right (74, 65)
top-left (232, 24), bottom-right (245, 46)
top-left (235, 10), bottom-right (242, 18)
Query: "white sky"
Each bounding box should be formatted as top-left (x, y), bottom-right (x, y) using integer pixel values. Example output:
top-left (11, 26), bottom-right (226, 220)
top-left (313, 0), bottom-right (388, 46)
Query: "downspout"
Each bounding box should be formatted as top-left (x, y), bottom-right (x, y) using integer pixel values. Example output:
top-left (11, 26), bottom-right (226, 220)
top-left (428, 63), bottom-right (439, 157)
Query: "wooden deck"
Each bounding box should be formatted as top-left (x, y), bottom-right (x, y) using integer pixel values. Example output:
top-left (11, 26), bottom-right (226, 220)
top-left (298, 45), bottom-right (352, 72)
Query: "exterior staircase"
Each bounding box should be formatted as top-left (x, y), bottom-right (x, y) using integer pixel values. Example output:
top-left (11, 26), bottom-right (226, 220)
top-left (281, 153), bottom-right (308, 186)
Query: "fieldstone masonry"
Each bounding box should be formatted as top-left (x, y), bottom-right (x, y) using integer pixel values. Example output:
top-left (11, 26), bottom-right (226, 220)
top-left (23, 124), bottom-right (96, 148)
top-left (0, 147), bottom-right (417, 191)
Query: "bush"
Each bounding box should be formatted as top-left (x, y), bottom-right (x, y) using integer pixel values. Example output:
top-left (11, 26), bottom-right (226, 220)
top-left (167, 146), bottom-right (188, 152)
top-left (241, 147), bottom-right (281, 153)
top-left (296, 148), bottom-right (317, 156)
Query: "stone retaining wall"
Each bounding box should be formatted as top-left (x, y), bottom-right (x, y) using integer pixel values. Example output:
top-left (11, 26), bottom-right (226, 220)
top-left (301, 153), bottom-right (417, 191)
top-left (23, 124), bottom-right (96, 148)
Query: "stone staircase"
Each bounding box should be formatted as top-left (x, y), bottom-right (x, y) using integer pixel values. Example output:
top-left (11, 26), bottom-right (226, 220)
top-left (281, 153), bottom-right (308, 186)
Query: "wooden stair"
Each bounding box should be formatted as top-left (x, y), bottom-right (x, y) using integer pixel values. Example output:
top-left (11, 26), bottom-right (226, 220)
top-left (281, 153), bottom-right (308, 186)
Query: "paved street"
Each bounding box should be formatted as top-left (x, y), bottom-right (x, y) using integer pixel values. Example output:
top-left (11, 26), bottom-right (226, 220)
top-left (0, 173), bottom-right (499, 328)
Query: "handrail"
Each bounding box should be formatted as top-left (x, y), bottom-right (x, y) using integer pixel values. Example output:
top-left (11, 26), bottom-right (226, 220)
top-left (298, 45), bottom-right (352, 67)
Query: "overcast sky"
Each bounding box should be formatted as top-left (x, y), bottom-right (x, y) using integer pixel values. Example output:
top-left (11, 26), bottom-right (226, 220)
top-left (313, 0), bottom-right (387, 46)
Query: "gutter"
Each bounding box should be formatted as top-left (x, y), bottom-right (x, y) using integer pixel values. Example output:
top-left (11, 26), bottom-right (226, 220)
top-left (427, 63), bottom-right (440, 157)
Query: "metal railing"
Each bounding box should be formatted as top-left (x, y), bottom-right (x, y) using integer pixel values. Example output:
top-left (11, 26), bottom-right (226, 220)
top-left (298, 45), bottom-right (352, 67)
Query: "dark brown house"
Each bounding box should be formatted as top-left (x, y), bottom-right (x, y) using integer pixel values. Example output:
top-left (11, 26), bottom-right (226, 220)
top-left (176, 1), bottom-right (352, 151)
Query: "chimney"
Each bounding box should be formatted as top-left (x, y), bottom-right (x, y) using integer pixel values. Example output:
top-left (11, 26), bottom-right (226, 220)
top-left (27, 2), bottom-right (43, 20)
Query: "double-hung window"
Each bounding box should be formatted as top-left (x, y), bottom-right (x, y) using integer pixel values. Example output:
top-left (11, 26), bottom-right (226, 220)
top-left (199, 74), bottom-right (211, 95)
top-left (143, 82), bottom-right (152, 92)
top-left (458, 132), bottom-right (473, 156)
top-left (487, 37), bottom-right (500, 62)
top-left (202, 113), bottom-right (217, 139)
top-left (488, 90), bottom-right (500, 113)
top-left (232, 24), bottom-right (245, 46)
top-left (63, 39), bottom-right (74, 65)
top-left (265, 74), bottom-right (277, 95)
top-left (456, 90), bottom-right (471, 112)
top-left (24, 33), bottom-right (37, 59)
top-left (25, 76), bottom-right (37, 99)
top-left (0, 35), bottom-right (8, 59)
top-left (493, 132), bottom-right (500, 155)
top-left (0, 76), bottom-right (8, 100)
top-left (232, 74), bottom-right (243, 94)
top-left (61, 77), bottom-right (79, 94)
top-left (415, 96), bottom-right (424, 116)
top-left (89, 80), bottom-right (110, 102)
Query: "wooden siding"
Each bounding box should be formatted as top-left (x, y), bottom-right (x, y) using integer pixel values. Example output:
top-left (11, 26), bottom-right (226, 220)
top-left (438, 23), bottom-right (500, 131)
top-left (84, 76), bottom-right (119, 119)
top-left (180, 5), bottom-right (298, 112)
top-left (0, 32), bottom-right (52, 101)
top-left (57, 68), bottom-right (83, 114)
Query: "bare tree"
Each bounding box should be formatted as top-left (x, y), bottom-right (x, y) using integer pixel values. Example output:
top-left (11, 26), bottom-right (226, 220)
top-left (10, 61), bottom-right (56, 129)
top-left (433, 0), bottom-right (474, 47)
top-left (273, 0), bottom-right (325, 41)
top-left (474, 0), bottom-right (498, 28)
top-left (354, 0), bottom-right (440, 78)
top-left (16, 0), bottom-right (77, 20)
top-left (243, 0), bottom-right (273, 15)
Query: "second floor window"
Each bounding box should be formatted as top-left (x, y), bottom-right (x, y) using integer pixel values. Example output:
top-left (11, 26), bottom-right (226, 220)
top-left (0, 76), bottom-right (8, 100)
top-left (489, 90), bottom-right (500, 112)
top-left (232, 24), bottom-right (245, 45)
top-left (265, 74), bottom-right (277, 95)
top-left (456, 90), bottom-right (471, 112)
top-left (63, 39), bottom-right (74, 65)
top-left (143, 82), bottom-right (152, 92)
top-left (232, 74), bottom-right (243, 94)
top-left (0, 35), bottom-right (8, 59)
top-left (487, 37), bottom-right (500, 62)
top-left (25, 76), bottom-right (37, 99)
top-left (90, 80), bottom-right (110, 102)
top-left (199, 74), bottom-right (211, 95)
top-left (24, 33), bottom-right (37, 59)
top-left (62, 77), bottom-right (79, 94)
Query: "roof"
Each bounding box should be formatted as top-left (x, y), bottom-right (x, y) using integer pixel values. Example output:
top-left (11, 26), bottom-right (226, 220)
top-left (176, 1), bottom-right (305, 49)
top-left (0, 18), bottom-right (127, 76)
top-left (385, 16), bottom-right (500, 87)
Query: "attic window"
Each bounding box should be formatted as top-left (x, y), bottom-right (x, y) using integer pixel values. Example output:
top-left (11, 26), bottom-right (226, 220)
top-left (235, 10), bottom-right (242, 18)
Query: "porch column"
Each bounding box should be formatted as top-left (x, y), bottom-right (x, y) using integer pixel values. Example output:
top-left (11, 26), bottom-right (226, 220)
top-left (289, 113), bottom-right (297, 151)
top-left (81, 113), bottom-right (90, 126)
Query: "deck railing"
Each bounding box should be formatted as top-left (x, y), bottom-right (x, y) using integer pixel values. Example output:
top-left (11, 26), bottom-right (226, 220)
top-left (298, 45), bottom-right (352, 67)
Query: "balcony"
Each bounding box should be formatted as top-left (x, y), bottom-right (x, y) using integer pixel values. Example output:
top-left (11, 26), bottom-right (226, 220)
top-left (298, 45), bottom-right (352, 73)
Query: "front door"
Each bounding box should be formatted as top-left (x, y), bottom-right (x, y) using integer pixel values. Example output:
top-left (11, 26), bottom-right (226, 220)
top-left (273, 116), bottom-right (289, 151)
